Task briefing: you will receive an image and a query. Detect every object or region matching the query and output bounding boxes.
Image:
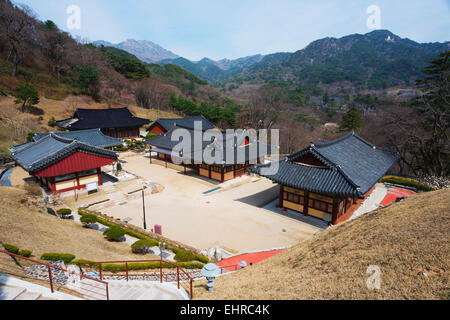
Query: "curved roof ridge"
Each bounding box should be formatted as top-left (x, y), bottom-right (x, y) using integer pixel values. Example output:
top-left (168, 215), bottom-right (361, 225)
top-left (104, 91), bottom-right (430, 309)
top-left (12, 134), bottom-right (56, 155)
top-left (26, 139), bottom-right (76, 169)
top-left (314, 131), bottom-right (355, 148)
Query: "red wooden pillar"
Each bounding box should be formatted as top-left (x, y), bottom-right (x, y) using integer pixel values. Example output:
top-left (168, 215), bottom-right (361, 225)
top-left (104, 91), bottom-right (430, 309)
top-left (278, 186), bottom-right (283, 208)
top-left (97, 168), bottom-right (103, 186)
top-left (331, 199), bottom-right (339, 225)
top-left (50, 177), bottom-right (56, 194)
top-left (304, 191), bottom-right (310, 216)
top-left (221, 166), bottom-right (225, 183)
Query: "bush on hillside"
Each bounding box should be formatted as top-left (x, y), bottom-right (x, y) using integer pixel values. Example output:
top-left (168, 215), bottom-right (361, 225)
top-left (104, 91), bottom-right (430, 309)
top-left (380, 177), bottom-right (434, 192)
top-left (80, 214), bottom-right (97, 227)
top-left (48, 117), bottom-right (56, 127)
top-left (131, 239), bottom-right (156, 254)
top-left (56, 208), bottom-right (72, 218)
top-left (3, 243), bottom-right (19, 254)
top-left (102, 261), bottom-right (204, 273)
top-left (40, 253), bottom-right (76, 264)
top-left (103, 226), bottom-right (126, 241)
top-left (18, 250), bottom-right (32, 258)
top-left (172, 247), bottom-right (209, 263)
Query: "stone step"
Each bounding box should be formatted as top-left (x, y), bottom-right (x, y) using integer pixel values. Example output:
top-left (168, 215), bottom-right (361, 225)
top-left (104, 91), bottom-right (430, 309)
top-left (37, 296), bottom-right (59, 300)
top-left (0, 285), bottom-right (26, 300)
top-left (109, 284), bottom-right (138, 300)
top-left (14, 290), bottom-right (42, 300)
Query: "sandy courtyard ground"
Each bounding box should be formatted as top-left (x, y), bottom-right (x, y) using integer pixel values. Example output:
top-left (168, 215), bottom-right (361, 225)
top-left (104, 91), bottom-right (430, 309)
top-left (100, 153), bottom-right (321, 253)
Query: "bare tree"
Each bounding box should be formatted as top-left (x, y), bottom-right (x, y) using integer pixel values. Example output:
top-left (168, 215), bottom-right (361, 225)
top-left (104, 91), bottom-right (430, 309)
top-left (135, 79), bottom-right (168, 110)
top-left (0, 2), bottom-right (36, 76)
top-left (240, 86), bottom-right (280, 130)
top-left (41, 26), bottom-right (68, 82)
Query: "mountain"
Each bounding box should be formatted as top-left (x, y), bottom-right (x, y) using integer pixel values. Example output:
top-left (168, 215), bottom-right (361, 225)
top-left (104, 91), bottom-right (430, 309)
top-left (228, 30), bottom-right (449, 90)
top-left (93, 39), bottom-right (180, 63)
top-left (94, 30), bottom-right (449, 89)
top-left (159, 54), bottom-right (265, 83)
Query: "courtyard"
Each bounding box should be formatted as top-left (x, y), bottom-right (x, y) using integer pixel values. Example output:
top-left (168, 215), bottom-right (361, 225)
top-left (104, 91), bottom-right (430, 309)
top-left (96, 152), bottom-right (321, 253)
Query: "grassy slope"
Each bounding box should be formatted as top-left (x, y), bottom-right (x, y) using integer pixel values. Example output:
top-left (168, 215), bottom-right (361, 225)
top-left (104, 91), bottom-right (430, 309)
top-left (194, 189), bottom-right (450, 300)
top-left (0, 187), bottom-right (157, 262)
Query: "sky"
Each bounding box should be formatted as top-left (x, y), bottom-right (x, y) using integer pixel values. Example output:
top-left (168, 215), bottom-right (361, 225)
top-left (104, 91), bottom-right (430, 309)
top-left (17, 0), bottom-right (450, 61)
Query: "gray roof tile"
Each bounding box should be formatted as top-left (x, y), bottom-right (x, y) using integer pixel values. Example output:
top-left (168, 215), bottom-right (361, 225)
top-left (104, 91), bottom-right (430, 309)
top-left (251, 131), bottom-right (400, 198)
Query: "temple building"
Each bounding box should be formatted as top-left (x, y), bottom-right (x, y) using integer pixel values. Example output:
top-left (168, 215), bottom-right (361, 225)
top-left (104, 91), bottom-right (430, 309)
top-left (146, 116), bottom-right (215, 135)
top-left (145, 126), bottom-right (273, 183)
top-left (250, 131), bottom-right (400, 225)
top-left (55, 108), bottom-right (150, 139)
top-left (11, 134), bottom-right (118, 194)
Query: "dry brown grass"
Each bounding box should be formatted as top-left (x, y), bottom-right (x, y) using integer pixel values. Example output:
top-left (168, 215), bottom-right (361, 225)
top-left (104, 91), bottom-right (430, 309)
top-left (0, 186), bottom-right (158, 262)
top-left (194, 189), bottom-right (450, 300)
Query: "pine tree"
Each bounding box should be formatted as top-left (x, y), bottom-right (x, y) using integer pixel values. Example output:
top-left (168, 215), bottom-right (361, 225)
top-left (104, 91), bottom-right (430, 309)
top-left (13, 83), bottom-right (40, 107)
top-left (339, 107), bottom-right (363, 131)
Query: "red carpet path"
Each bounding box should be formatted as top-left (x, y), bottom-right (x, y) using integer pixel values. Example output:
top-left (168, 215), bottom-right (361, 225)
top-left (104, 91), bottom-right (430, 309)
top-left (217, 250), bottom-right (285, 271)
top-left (380, 187), bottom-right (415, 206)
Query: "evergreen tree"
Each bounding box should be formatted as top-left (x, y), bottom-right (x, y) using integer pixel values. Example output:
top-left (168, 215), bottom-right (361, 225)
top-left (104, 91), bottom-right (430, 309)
top-left (76, 65), bottom-right (100, 100)
top-left (13, 83), bottom-right (39, 107)
top-left (339, 107), bottom-right (363, 131)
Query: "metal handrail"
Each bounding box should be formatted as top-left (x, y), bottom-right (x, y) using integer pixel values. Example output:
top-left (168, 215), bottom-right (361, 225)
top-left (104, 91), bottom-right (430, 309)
top-left (77, 259), bottom-right (194, 298)
top-left (0, 249), bottom-right (109, 300)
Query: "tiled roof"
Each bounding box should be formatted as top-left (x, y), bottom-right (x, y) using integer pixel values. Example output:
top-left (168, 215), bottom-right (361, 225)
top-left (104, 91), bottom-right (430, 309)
top-left (145, 126), bottom-right (274, 165)
top-left (11, 134), bottom-right (118, 174)
top-left (33, 129), bottom-right (123, 148)
top-left (147, 116), bottom-right (215, 132)
top-left (250, 131), bottom-right (400, 198)
top-left (55, 108), bottom-right (150, 130)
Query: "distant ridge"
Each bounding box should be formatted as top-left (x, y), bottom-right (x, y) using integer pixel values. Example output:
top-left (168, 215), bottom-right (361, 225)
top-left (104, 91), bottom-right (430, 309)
top-left (94, 30), bottom-right (449, 87)
top-left (93, 39), bottom-right (180, 63)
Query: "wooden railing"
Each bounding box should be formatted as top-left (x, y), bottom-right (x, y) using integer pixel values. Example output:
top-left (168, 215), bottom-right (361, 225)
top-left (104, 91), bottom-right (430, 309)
top-left (77, 259), bottom-right (194, 299)
top-left (0, 249), bottom-right (109, 300)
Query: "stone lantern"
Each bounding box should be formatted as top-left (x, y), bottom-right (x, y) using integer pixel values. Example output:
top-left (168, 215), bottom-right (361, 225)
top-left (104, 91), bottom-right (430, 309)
top-left (201, 263), bottom-right (221, 292)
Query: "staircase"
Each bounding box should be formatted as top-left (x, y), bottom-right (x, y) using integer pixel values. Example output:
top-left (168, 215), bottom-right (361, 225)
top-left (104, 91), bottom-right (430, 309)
top-left (0, 274), bottom-right (80, 300)
top-left (0, 283), bottom-right (58, 300)
top-left (107, 280), bottom-right (189, 300)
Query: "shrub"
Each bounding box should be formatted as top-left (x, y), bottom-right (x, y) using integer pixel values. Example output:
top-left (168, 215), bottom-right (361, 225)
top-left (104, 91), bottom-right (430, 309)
top-left (131, 239), bottom-right (157, 254)
top-left (3, 243), bottom-right (19, 254)
top-left (173, 247), bottom-right (209, 263)
top-left (57, 208), bottom-right (72, 217)
top-left (48, 117), bottom-right (56, 127)
top-left (103, 226), bottom-right (126, 241)
top-left (145, 133), bottom-right (158, 140)
top-left (380, 177), bottom-right (434, 192)
top-left (41, 253), bottom-right (76, 263)
top-left (101, 261), bottom-right (204, 273)
top-left (19, 250), bottom-right (32, 258)
top-left (72, 259), bottom-right (99, 268)
top-left (80, 214), bottom-right (97, 226)
top-left (173, 248), bottom-right (196, 262)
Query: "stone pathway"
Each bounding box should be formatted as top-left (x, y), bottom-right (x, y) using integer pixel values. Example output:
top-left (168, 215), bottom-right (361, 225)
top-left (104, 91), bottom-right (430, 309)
top-left (350, 183), bottom-right (389, 220)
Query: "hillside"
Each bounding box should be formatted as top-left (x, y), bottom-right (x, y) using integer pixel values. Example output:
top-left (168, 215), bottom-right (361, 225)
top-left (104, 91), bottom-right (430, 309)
top-left (0, 187), bottom-right (149, 262)
top-left (194, 188), bottom-right (450, 300)
top-left (221, 30), bottom-right (449, 92)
